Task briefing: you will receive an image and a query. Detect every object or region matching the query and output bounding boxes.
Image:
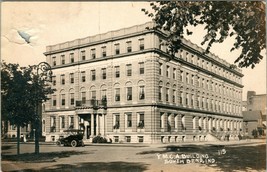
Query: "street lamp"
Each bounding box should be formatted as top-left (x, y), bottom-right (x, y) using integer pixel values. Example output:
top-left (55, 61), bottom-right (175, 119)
top-left (34, 62), bottom-right (52, 154)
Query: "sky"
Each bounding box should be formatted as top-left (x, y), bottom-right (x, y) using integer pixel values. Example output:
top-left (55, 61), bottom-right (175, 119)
top-left (1, 2), bottom-right (266, 101)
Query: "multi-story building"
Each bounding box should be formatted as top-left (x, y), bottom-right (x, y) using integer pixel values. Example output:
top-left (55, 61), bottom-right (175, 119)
top-left (43, 22), bottom-right (243, 143)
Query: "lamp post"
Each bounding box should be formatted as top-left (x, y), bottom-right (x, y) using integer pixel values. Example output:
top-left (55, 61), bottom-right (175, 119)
top-left (34, 62), bottom-right (52, 154)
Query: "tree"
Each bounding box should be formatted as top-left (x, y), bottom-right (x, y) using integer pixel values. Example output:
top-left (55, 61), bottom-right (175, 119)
top-left (142, 1), bottom-right (265, 68)
top-left (1, 62), bottom-right (54, 155)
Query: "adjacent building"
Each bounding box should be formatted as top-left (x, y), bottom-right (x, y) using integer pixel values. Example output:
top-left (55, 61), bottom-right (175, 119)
top-left (43, 22), bottom-right (243, 143)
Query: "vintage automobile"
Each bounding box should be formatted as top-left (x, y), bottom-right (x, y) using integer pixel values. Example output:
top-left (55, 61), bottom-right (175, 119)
top-left (56, 129), bottom-right (84, 147)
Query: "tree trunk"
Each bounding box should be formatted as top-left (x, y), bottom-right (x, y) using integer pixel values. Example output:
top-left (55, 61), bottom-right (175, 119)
top-left (17, 124), bottom-right (20, 155)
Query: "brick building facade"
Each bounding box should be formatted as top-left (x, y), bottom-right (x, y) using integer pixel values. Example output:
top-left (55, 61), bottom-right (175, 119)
top-left (43, 22), bottom-right (243, 143)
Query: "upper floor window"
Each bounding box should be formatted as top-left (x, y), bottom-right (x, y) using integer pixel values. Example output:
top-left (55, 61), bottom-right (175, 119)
top-left (186, 73), bottom-right (189, 84)
top-left (126, 113), bottom-right (132, 127)
top-left (52, 56), bottom-right (56, 66)
top-left (166, 65), bottom-right (170, 77)
top-left (139, 86), bottom-right (145, 100)
top-left (159, 63), bottom-right (163, 75)
top-left (70, 73), bottom-right (74, 84)
top-left (126, 64), bottom-right (132, 76)
top-left (115, 43), bottom-right (120, 55)
top-left (126, 41), bottom-right (132, 53)
top-left (102, 46), bottom-right (107, 57)
top-left (115, 66), bottom-right (120, 78)
top-left (91, 70), bottom-right (96, 81)
top-left (180, 70), bottom-right (183, 82)
top-left (81, 71), bottom-right (86, 82)
top-left (139, 39), bottom-right (145, 50)
top-left (91, 49), bottom-right (96, 59)
top-left (52, 76), bottom-right (56, 86)
top-left (173, 68), bottom-right (176, 79)
top-left (81, 51), bottom-right (86, 60)
top-left (139, 62), bottom-right (144, 75)
top-left (115, 88), bottom-right (120, 101)
top-left (126, 87), bottom-right (132, 101)
top-left (52, 95), bottom-right (57, 106)
top-left (159, 86), bottom-right (162, 101)
top-left (61, 55), bottom-right (65, 65)
top-left (70, 53), bottom-right (74, 63)
top-left (102, 68), bottom-right (107, 80)
top-left (166, 88), bottom-right (169, 102)
top-left (173, 90), bottom-right (176, 103)
top-left (81, 92), bottom-right (86, 104)
top-left (61, 94), bottom-right (65, 106)
top-left (138, 113), bottom-right (145, 128)
top-left (70, 93), bottom-right (75, 106)
top-left (191, 75), bottom-right (194, 85)
top-left (91, 90), bottom-right (96, 100)
top-left (60, 74), bottom-right (65, 85)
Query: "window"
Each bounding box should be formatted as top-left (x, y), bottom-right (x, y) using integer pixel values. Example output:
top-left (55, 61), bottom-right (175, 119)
top-left (191, 94), bottom-right (194, 107)
top-left (173, 90), bottom-right (176, 103)
top-left (70, 93), bottom-right (74, 105)
top-left (60, 116), bottom-right (65, 129)
top-left (197, 96), bottom-right (200, 107)
top-left (91, 48), bottom-right (96, 59)
top-left (101, 89), bottom-right (107, 100)
top-left (81, 92), bottom-right (86, 104)
top-left (61, 94), bottom-right (65, 106)
top-left (186, 73), bottom-right (189, 84)
top-left (115, 66), bottom-right (120, 78)
top-left (52, 76), bottom-right (56, 86)
top-left (138, 113), bottom-right (145, 128)
top-left (81, 51), bottom-right (86, 60)
top-left (50, 116), bottom-right (56, 132)
top-left (126, 41), bottom-right (132, 52)
top-left (166, 65), bottom-right (170, 77)
top-left (159, 86), bottom-right (162, 101)
top-left (173, 68), bottom-right (176, 79)
top-left (52, 95), bottom-right (56, 106)
top-left (126, 87), bottom-right (132, 101)
top-left (139, 86), bottom-right (145, 100)
top-left (126, 64), bottom-right (132, 76)
top-left (115, 88), bottom-right (120, 101)
top-left (69, 116), bottom-right (74, 128)
top-left (139, 39), bottom-right (144, 50)
top-left (61, 55), bottom-right (65, 64)
top-left (125, 136), bottom-right (131, 143)
top-left (102, 68), bottom-right (106, 79)
top-left (166, 88), bottom-right (169, 102)
top-left (114, 136), bottom-right (119, 142)
top-left (61, 74), bottom-right (65, 85)
top-left (126, 113), bottom-right (132, 127)
top-left (70, 53), bottom-right (74, 63)
top-left (114, 114), bottom-right (120, 129)
top-left (159, 63), bottom-right (163, 75)
top-left (180, 70), bottom-right (183, 82)
top-left (102, 46), bottom-right (106, 57)
top-left (52, 56), bottom-right (56, 66)
top-left (186, 93), bottom-right (189, 106)
top-left (91, 70), bottom-right (96, 81)
top-left (191, 75), bottom-right (194, 85)
top-left (115, 43), bottom-right (120, 55)
top-left (81, 71), bottom-right (86, 82)
top-left (70, 73), bottom-right (74, 84)
top-left (91, 90), bottom-right (96, 100)
top-left (138, 136), bottom-right (144, 143)
top-left (139, 62), bottom-right (144, 74)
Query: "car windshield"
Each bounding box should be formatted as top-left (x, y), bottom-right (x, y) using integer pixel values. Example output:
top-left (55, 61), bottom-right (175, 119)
top-left (63, 129), bottom-right (84, 135)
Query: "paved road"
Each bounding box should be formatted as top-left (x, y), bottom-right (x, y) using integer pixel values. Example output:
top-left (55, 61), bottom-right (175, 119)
top-left (1, 139), bottom-right (266, 172)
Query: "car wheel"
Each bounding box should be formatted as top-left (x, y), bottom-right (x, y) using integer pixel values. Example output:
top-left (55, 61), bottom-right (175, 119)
top-left (56, 141), bottom-right (61, 146)
top-left (71, 140), bottom-right (77, 147)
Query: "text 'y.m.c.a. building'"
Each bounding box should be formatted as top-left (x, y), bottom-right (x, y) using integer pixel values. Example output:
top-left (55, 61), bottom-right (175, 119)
top-left (43, 22), bottom-right (243, 143)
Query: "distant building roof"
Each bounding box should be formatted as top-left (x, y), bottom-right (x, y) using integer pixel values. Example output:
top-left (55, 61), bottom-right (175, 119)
top-left (243, 110), bottom-right (262, 121)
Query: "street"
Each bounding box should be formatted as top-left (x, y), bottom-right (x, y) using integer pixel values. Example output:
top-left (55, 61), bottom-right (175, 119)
top-left (1, 140), bottom-right (266, 172)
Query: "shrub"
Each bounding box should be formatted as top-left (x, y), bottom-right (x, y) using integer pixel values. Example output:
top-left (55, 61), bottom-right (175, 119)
top-left (92, 136), bottom-right (107, 143)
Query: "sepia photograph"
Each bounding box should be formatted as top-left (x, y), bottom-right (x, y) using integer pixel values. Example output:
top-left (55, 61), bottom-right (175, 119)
top-left (1, 1), bottom-right (266, 172)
